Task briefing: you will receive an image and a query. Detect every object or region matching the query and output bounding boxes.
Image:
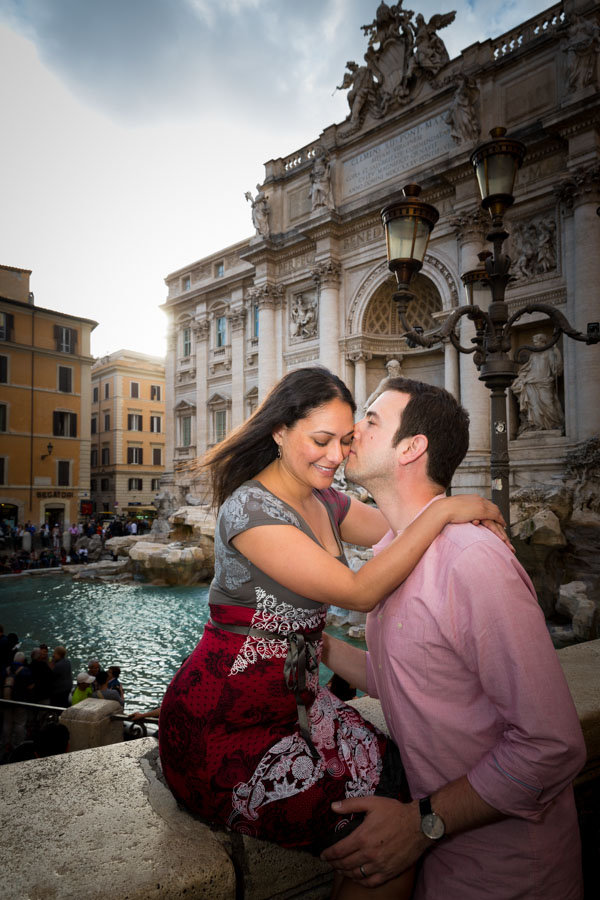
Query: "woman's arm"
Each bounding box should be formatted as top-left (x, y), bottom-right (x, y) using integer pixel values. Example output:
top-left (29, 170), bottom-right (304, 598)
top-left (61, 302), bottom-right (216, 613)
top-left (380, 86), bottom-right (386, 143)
top-left (338, 496), bottom-right (389, 547)
top-left (231, 494), bottom-right (504, 612)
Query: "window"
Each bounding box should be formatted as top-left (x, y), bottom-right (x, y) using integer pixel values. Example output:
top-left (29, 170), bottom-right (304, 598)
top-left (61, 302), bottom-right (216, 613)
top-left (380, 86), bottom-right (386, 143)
top-left (58, 366), bottom-right (72, 393)
top-left (216, 316), bottom-right (227, 348)
top-left (0, 312), bottom-right (15, 341)
top-left (104, 383), bottom-right (110, 399)
top-left (150, 384), bottom-right (161, 401)
top-left (0, 457), bottom-right (4, 484)
top-left (215, 409), bottom-right (227, 443)
top-left (90, 448), bottom-right (98, 467)
top-left (252, 303), bottom-right (259, 339)
top-left (215, 261), bottom-right (224, 278)
top-left (91, 417), bottom-right (97, 435)
top-left (57, 461), bottom-right (70, 486)
top-left (0, 355), bottom-right (7, 383)
top-left (182, 327), bottom-right (191, 358)
top-left (130, 382), bottom-right (139, 399)
top-left (151, 478), bottom-right (161, 491)
top-left (181, 416), bottom-right (191, 447)
top-left (93, 386), bottom-right (99, 403)
top-left (100, 478), bottom-right (109, 492)
top-left (90, 478), bottom-right (97, 491)
top-left (104, 414), bottom-right (110, 432)
top-left (101, 447), bottom-right (110, 465)
top-left (128, 413), bottom-right (143, 431)
top-left (128, 478), bottom-right (143, 491)
top-left (53, 410), bottom-right (77, 437)
top-left (127, 446), bottom-right (143, 465)
top-left (182, 275), bottom-right (191, 291)
top-left (0, 404), bottom-right (6, 432)
top-left (150, 415), bottom-right (162, 433)
top-left (152, 448), bottom-right (162, 466)
top-left (54, 325), bottom-right (77, 354)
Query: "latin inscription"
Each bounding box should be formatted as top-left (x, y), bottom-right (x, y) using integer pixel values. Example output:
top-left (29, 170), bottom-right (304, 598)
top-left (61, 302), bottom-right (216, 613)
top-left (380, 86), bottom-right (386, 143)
top-left (342, 115), bottom-right (454, 198)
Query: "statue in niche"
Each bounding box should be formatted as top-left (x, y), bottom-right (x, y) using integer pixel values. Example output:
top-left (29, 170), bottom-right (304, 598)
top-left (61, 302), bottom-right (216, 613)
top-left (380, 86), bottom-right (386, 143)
top-left (364, 359), bottom-right (403, 410)
top-left (564, 14), bottom-right (600, 92)
top-left (309, 145), bottom-right (335, 211)
top-left (512, 335), bottom-right (564, 434)
top-left (290, 293), bottom-right (318, 339)
top-left (410, 11), bottom-right (456, 79)
top-left (245, 184), bottom-right (270, 238)
top-left (537, 218), bottom-right (557, 273)
top-left (444, 73), bottom-right (479, 144)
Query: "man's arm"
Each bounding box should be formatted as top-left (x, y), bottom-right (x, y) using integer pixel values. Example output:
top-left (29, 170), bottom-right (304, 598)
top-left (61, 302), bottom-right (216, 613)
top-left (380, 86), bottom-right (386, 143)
top-left (321, 633), bottom-right (368, 693)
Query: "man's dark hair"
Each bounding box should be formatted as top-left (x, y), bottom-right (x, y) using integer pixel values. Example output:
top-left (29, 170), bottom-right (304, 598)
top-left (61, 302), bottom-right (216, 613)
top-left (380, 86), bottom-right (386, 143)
top-left (385, 377), bottom-right (470, 489)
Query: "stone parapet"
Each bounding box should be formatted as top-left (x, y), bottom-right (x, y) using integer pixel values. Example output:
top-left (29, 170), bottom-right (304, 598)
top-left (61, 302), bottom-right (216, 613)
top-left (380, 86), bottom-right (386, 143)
top-left (1, 641), bottom-right (599, 900)
top-left (60, 697), bottom-right (124, 751)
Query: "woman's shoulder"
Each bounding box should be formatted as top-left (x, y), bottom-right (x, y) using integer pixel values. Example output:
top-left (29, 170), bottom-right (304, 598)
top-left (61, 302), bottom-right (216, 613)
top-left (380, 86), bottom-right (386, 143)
top-left (220, 481), bottom-right (302, 531)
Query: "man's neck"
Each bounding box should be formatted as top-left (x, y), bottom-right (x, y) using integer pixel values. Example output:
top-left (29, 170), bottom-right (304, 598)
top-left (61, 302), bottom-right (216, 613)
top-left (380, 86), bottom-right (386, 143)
top-left (370, 482), bottom-right (442, 533)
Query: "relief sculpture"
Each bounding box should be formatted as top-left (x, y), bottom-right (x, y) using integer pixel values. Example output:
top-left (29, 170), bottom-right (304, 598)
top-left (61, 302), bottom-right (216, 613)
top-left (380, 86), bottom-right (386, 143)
top-left (510, 217), bottom-right (557, 280)
top-left (290, 292), bottom-right (318, 340)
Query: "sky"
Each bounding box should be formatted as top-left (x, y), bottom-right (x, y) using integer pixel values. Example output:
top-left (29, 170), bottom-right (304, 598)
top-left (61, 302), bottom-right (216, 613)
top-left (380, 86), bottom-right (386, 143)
top-left (0, 0), bottom-right (555, 359)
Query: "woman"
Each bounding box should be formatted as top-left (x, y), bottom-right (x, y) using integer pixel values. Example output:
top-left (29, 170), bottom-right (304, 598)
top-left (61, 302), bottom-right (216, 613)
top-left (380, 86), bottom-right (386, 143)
top-left (159, 368), bottom-right (505, 899)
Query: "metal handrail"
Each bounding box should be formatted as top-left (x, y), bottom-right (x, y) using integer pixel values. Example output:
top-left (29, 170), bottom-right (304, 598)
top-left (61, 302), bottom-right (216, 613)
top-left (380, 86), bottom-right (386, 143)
top-left (0, 698), bottom-right (159, 738)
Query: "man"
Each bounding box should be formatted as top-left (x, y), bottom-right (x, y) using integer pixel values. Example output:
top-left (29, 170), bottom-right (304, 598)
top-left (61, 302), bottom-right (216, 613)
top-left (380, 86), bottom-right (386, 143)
top-left (321, 377), bottom-right (586, 899)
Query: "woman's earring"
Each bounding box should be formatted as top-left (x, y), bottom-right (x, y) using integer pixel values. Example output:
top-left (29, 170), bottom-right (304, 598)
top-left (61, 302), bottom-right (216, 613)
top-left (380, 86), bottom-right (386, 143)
top-left (277, 444), bottom-right (282, 459)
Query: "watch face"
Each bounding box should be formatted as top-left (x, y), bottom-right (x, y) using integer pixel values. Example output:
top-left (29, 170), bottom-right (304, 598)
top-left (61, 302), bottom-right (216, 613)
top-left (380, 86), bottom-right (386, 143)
top-left (421, 812), bottom-right (445, 840)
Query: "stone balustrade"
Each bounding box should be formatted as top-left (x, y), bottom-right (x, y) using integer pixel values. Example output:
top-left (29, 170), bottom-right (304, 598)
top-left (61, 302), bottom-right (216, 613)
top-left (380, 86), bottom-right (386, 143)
top-left (1, 640), bottom-right (599, 900)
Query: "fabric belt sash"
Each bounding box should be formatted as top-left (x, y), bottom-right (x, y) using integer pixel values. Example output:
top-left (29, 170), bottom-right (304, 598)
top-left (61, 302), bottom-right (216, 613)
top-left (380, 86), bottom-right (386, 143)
top-left (208, 617), bottom-right (322, 759)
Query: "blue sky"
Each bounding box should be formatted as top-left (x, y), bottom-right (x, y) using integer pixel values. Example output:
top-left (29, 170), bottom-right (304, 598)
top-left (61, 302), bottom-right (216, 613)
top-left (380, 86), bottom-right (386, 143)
top-left (0, 0), bottom-right (554, 357)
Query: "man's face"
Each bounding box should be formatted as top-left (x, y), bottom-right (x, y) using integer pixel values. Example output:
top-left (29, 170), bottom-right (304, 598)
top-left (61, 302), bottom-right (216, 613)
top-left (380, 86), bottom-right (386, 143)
top-left (345, 390), bottom-right (410, 488)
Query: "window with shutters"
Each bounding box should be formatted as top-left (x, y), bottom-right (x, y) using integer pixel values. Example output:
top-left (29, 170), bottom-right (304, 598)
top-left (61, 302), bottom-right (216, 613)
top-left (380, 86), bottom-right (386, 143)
top-left (151, 478), bottom-right (161, 491)
top-left (58, 366), bottom-right (73, 393)
top-left (91, 448), bottom-right (98, 467)
top-left (104, 382), bottom-right (110, 399)
top-left (151, 384), bottom-right (161, 401)
top-left (150, 415), bottom-right (161, 433)
top-left (128, 478), bottom-right (143, 491)
top-left (53, 411), bottom-right (77, 437)
top-left (0, 355), bottom-right (7, 383)
top-left (127, 446), bottom-right (143, 465)
top-left (152, 447), bottom-right (162, 466)
top-left (91, 417), bottom-right (97, 435)
top-left (0, 312), bottom-right (14, 341)
top-left (130, 382), bottom-right (139, 399)
top-left (101, 447), bottom-right (110, 465)
top-left (90, 478), bottom-right (97, 491)
top-left (128, 413), bottom-right (143, 431)
top-left (0, 404), bottom-right (6, 432)
top-left (57, 461), bottom-right (70, 486)
top-left (54, 325), bottom-right (77, 354)
top-left (0, 457), bottom-right (5, 484)
top-left (93, 386), bottom-right (99, 403)
top-left (101, 478), bottom-right (109, 491)
top-left (104, 414), bottom-right (110, 431)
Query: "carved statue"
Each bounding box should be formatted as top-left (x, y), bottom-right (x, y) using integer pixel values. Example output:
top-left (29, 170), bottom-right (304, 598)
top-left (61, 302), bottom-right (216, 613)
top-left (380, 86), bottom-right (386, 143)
top-left (511, 217), bottom-right (557, 280)
top-left (410, 11), bottom-right (455, 79)
top-left (444, 73), bottom-right (479, 143)
top-left (364, 359), bottom-right (403, 410)
top-left (336, 60), bottom-right (377, 127)
top-left (290, 293), bottom-right (318, 339)
top-left (309, 145), bottom-right (335, 211)
top-left (564, 14), bottom-right (600, 92)
top-left (245, 184), bottom-right (270, 238)
top-left (537, 218), bottom-right (557, 273)
top-left (512, 335), bottom-right (564, 433)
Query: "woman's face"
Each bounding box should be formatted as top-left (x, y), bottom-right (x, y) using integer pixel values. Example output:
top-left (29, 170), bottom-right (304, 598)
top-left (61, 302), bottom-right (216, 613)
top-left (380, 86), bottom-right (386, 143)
top-left (274, 397), bottom-right (355, 490)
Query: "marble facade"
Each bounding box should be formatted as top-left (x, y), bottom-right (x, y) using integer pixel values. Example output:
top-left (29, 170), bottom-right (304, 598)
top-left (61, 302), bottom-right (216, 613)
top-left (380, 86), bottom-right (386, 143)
top-left (161, 0), bottom-right (600, 506)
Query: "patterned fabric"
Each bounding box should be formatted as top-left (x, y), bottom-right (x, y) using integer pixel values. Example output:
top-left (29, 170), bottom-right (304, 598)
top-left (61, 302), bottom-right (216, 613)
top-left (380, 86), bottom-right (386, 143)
top-left (159, 481), bottom-right (404, 852)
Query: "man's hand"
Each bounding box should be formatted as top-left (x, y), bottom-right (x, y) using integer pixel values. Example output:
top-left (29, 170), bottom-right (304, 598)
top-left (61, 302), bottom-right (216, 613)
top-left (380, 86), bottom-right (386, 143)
top-left (320, 796), bottom-right (429, 886)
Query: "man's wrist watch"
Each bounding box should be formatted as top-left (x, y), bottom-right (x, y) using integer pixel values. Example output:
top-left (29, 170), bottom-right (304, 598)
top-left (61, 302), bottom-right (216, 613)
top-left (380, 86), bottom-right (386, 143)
top-left (419, 796), bottom-right (446, 841)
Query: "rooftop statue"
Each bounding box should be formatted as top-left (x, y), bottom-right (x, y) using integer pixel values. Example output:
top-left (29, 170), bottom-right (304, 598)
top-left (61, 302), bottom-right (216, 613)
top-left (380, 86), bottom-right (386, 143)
top-left (245, 184), bottom-right (270, 238)
top-left (337, 1), bottom-right (456, 133)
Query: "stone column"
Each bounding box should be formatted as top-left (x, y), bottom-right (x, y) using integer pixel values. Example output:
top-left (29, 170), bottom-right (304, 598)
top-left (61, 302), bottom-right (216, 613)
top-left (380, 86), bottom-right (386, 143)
top-left (253, 285), bottom-right (283, 401)
top-left (444, 339), bottom-right (460, 400)
top-left (348, 351), bottom-right (371, 414)
top-left (558, 165), bottom-right (600, 440)
top-left (193, 319), bottom-right (210, 457)
top-left (452, 208), bottom-right (490, 453)
top-left (229, 309), bottom-right (246, 429)
top-left (164, 326), bottom-right (177, 473)
top-left (312, 260), bottom-right (341, 374)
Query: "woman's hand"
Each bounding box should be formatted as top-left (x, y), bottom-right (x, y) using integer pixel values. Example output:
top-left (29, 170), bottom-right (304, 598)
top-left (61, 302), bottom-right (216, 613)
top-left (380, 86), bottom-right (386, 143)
top-left (439, 495), bottom-right (513, 551)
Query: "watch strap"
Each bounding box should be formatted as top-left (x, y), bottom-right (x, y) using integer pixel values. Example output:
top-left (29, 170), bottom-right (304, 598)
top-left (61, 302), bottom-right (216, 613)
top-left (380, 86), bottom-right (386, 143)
top-left (419, 796), bottom-right (433, 817)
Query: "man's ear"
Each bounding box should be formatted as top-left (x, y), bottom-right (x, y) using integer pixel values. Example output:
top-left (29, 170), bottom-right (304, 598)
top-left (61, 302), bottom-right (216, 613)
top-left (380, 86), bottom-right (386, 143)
top-left (397, 434), bottom-right (428, 466)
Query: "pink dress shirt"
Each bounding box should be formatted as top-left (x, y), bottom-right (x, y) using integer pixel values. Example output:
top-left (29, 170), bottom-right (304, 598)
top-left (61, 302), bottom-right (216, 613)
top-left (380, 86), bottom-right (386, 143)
top-left (366, 506), bottom-right (586, 899)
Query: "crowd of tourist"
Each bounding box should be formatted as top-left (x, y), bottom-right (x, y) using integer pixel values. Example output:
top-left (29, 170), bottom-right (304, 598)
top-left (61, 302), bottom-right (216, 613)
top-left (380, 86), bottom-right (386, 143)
top-left (0, 623), bottom-right (126, 764)
top-left (0, 515), bottom-right (152, 574)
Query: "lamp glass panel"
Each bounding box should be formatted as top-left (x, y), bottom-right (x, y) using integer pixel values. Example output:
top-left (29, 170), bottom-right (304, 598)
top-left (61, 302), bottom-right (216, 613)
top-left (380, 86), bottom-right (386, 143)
top-left (476, 154), bottom-right (517, 200)
top-left (386, 217), bottom-right (430, 263)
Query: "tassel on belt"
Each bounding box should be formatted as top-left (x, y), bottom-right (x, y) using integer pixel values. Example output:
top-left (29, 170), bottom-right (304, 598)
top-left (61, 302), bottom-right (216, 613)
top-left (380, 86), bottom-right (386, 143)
top-left (208, 618), bottom-right (322, 759)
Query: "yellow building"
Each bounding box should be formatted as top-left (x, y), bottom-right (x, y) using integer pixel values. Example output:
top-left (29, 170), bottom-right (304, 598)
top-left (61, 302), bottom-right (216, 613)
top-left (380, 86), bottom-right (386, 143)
top-left (90, 350), bottom-right (166, 521)
top-left (0, 264), bottom-right (97, 531)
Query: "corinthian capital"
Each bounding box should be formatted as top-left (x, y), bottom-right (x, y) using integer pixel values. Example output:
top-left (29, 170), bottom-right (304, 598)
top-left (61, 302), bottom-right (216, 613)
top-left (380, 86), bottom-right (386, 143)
top-left (247, 283), bottom-right (284, 309)
top-left (228, 308), bottom-right (247, 332)
top-left (193, 318), bottom-right (210, 339)
top-left (312, 259), bottom-right (341, 287)
top-left (450, 206), bottom-right (488, 243)
top-left (556, 164), bottom-right (600, 209)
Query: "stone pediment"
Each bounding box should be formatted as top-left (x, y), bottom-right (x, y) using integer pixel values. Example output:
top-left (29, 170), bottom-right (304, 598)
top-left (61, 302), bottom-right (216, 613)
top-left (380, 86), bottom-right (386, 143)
top-left (174, 399), bottom-right (196, 412)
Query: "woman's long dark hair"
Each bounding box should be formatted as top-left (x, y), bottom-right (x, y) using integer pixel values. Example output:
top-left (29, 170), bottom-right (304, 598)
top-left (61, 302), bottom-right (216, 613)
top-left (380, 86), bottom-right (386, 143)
top-left (199, 367), bottom-right (355, 509)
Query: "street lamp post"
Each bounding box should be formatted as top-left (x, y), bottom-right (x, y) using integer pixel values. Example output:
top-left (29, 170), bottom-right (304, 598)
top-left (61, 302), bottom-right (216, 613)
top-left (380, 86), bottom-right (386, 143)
top-left (380, 128), bottom-right (599, 528)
